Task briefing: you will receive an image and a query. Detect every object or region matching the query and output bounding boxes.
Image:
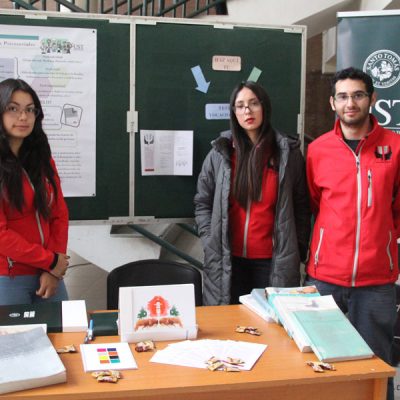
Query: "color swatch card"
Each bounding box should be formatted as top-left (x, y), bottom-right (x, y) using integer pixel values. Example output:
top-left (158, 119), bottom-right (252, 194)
top-left (80, 342), bottom-right (137, 372)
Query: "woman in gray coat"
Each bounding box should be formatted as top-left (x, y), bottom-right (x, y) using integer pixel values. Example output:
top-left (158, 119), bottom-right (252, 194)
top-left (194, 81), bottom-right (310, 306)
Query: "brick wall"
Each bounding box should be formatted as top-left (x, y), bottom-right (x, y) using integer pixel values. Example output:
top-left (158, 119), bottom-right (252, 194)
top-left (305, 34), bottom-right (335, 141)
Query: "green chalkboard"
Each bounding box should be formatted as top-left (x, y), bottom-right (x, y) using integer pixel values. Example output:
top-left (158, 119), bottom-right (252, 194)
top-left (0, 12), bottom-right (130, 221)
top-left (134, 21), bottom-right (304, 219)
top-left (0, 13), bottom-right (304, 222)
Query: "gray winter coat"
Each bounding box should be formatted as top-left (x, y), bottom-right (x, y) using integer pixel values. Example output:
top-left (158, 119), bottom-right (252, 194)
top-left (194, 130), bottom-right (311, 306)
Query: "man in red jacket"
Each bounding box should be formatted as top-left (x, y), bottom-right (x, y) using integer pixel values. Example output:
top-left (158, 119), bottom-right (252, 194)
top-left (306, 67), bottom-right (400, 400)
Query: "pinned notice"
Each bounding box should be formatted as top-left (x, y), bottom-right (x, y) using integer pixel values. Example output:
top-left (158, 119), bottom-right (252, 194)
top-left (140, 130), bottom-right (193, 176)
top-left (212, 55), bottom-right (241, 71)
top-left (205, 104), bottom-right (230, 120)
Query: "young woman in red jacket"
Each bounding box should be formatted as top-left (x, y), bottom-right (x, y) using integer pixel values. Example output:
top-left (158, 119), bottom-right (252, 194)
top-left (0, 79), bottom-right (69, 305)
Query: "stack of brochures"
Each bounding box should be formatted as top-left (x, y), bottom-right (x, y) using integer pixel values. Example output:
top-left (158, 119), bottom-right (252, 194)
top-left (150, 339), bottom-right (267, 370)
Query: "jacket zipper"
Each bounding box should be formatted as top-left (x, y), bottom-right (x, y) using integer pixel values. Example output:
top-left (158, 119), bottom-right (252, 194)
top-left (7, 257), bottom-right (14, 273)
top-left (351, 149), bottom-right (364, 286)
top-left (23, 169), bottom-right (45, 246)
top-left (242, 200), bottom-right (251, 257)
top-left (387, 231), bottom-right (394, 271)
top-left (314, 227), bottom-right (324, 266)
top-left (367, 169), bottom-right (372, 207)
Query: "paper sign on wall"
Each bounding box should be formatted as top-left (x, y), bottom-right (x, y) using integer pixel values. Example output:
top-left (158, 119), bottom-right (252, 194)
top-left (140, 130), bottom-right (193, 176)
top-left (212, 55), bottom-right (241, 71)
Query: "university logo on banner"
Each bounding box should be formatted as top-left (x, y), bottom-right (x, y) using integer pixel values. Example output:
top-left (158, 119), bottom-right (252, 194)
top-left (363, 49), bottom-right (400, 88)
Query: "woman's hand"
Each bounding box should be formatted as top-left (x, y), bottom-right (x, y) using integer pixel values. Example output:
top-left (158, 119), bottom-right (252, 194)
top-left (36, 271), bottom-right (59, 299)
top-left (50, 253), bottom-right (70, 279)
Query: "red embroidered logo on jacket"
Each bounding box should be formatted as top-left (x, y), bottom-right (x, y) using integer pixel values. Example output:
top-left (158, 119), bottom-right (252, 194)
top-left (375, 145), bottom-right (392, 161)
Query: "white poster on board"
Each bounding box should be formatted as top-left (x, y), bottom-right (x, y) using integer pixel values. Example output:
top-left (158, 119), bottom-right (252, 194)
top-left (0, 25), bottom-right (97, 197)
top-left (140, 130), bottom-right (193, 176)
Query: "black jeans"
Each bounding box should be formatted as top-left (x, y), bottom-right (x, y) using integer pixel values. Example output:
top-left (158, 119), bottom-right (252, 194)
top-left (230, 256), bottom-right (271, 304)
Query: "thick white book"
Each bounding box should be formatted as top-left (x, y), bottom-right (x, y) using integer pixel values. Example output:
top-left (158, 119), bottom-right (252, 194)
top-left (239, 294), bottom-right (276, 322)
top-left (272, 294), bottom-right (338, 353)
top-left (0, 327), bottom-right (66, 394)
top-left (293, 305), bottom-right (374, 362)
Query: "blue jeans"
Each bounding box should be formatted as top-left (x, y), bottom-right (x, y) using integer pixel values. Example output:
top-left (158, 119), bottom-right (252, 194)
top-left (0, 275), bottom-right (68, 305)
top-left (305, 276), bottom-right (396, 400)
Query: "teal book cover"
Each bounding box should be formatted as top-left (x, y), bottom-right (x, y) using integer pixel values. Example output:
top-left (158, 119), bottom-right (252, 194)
top-left (265, 286), bottom-right (320, 325)
top-left (292, 308), bottom-right (374, 362)
top-left (0, 302), bottom-right (62, 333)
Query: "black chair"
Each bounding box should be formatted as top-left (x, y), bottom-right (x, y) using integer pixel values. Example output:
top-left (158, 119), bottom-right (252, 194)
top-left (107, 259), bottom-right (203, 309)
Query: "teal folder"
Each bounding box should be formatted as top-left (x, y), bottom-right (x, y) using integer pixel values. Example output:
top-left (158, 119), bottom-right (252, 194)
top-left (89, 312), bottom-right (119, 336)
top-left (0, 302), bottom-right (62, 333)
top-left (292, 309), bottom-right (374, 362)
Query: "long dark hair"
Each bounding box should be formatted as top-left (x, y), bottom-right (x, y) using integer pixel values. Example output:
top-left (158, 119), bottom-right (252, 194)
top-left (230, 81), bottom-right (278, 208)
top-left (0, 78), bottom-right (57, 219)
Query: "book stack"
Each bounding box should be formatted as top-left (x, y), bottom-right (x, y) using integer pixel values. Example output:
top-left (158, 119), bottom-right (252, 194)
top-left (265, 286), bottom-right (321, 352)
top-left (239, 288), bottom-right (278, 323)
top-left (0, 327), bottom-right (66, 394)
top-left (266, 288), bottom-right (374, 362)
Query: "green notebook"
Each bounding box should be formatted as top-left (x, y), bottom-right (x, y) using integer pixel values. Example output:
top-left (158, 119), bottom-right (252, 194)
top-left (89, 312), bottom-right (119, 336)
top-left (292, 308), bottom-right (374, 362)
top-left (0, 302), bottom-right (62, 333)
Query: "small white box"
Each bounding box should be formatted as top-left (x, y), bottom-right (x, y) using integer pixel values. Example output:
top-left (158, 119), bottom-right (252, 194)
top-left (62, 300), bottom-right (88, 332)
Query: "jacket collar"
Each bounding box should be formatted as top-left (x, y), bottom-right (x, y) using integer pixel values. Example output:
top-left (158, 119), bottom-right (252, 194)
top-left (212, 129), bottom-right (298, 160)
top-left (334, 114), bottom-right (382, 148)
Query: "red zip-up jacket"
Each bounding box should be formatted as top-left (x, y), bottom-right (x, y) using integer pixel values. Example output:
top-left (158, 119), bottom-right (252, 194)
top-left (229, 151), bottom-right (278, 258)
top-left (306, 116), bottom-right (400, 287)
top-left (0, 159), bottom-right (69, 276)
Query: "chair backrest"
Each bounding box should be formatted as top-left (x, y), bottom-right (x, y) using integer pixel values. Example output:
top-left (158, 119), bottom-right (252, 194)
top-left (107, 259), bottom-right (203, 309)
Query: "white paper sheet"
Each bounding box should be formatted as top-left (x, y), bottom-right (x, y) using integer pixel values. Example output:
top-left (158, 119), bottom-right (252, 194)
top-left (140, 130), bottom-right (193, 175)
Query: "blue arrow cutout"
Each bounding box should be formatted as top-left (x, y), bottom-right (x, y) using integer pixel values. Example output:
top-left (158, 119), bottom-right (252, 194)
top-left (191, 65), bottom-right (210, 93)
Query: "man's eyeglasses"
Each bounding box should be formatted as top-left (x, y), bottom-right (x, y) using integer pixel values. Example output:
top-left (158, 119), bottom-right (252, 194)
top-left (333, 91), bottom-right (370, 103)
top-left (4, 105), bottom-right (40, 118)
top-left (233, 100), bottom-right (262, 115)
